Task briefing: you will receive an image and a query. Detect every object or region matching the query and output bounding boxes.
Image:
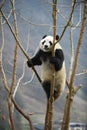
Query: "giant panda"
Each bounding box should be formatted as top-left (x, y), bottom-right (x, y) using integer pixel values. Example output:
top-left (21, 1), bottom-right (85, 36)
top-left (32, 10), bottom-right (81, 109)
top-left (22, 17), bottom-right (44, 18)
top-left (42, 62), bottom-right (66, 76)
top-left (27, 35), bottom-right (66, 100)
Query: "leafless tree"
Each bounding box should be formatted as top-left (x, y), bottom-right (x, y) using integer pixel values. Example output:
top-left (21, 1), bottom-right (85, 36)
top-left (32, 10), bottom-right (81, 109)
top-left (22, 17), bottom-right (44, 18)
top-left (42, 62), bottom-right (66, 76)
top-left (0, 0), bottom-right (34, 130)
top-left (0, 0), bottom-right (87, 130)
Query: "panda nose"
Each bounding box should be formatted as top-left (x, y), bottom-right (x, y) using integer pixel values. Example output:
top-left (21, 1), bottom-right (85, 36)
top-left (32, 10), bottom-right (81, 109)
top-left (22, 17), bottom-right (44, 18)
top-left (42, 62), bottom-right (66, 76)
top-left (44, 45), bottom-right (48, 48)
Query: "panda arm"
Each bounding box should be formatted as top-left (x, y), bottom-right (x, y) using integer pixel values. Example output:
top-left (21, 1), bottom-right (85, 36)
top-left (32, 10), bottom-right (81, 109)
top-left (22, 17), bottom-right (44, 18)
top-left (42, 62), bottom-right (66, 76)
top-left (27, 50), bottom-right (42, 67)
top-left (50, 49), bottom-right (64, 71)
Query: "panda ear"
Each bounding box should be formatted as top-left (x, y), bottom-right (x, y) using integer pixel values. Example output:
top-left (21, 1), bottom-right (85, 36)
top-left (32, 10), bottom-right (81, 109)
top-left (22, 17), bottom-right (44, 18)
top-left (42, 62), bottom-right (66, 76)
top-left (42, 35), bottom-right (47, 39)
top-left (56, 35), bottom-right (59, 41)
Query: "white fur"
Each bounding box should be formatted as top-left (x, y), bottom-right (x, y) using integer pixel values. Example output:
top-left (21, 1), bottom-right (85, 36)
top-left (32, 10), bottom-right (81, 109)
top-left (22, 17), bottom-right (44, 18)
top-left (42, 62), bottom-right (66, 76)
top-left (40, 36), bottom-right (53, 52)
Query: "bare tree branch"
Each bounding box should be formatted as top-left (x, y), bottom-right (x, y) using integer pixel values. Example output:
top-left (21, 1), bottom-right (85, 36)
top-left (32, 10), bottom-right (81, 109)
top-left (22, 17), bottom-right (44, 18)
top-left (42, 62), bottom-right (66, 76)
top-left (10, 0), bottom-right (19, 94)
top-left (13, 61), bottom-right (25, 98)
top-left (72, 2), bottom-right (82, 30)
top-left (74, 84), bottom-right (82, 93)
top-left (0, 11), bottom-right (16, 130)
top-left (68, 26), bottom-right (74, 83)
top-left (11, 96), bottom-right (34, 130)
top-left (0, 0), bottom-right (5, 9)
top-left (75, 69), bottom-right (87, 76)
top-left (2, 9), bottom-right (12, 25)
top-left (70, 0), bottom-right (87, 88)
top-left (58, 0), bottom-right (76, 42)
top-left (6, 0), bottom-right (19, 129)
top-left (0, 12), bottom-right (9, 93)
top-left (0, 8), bottom-right (42, 84)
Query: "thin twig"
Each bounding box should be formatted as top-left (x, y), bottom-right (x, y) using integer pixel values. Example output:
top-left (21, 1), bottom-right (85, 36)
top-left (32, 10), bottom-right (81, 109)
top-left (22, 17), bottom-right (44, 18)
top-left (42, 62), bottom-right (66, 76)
top-left (74, 84), bottom-right (82, 93)
top-left (75, 69), bottom-right (87, 76)
top-left (13, 61), bottom-right (26, 98)
top-left (68, 1), bottom-right (75, 83)
top-left (58, 0), bottom-right (76, 42)
top-left (2, 9), bottom-right (12, 25)
top-left (16, 12), bottom-right (52, 27)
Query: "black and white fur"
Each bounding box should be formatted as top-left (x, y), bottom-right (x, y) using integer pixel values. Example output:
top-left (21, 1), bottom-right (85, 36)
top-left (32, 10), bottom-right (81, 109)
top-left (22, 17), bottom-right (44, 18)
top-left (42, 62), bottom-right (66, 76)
top-left (27, 35), bottom-right (66, 100)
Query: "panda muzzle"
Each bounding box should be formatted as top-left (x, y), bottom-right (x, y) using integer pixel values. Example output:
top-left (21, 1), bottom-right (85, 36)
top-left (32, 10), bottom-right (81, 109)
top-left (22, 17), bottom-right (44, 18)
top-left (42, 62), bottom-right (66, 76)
top-left (44, 45), bottom-right (48, 49)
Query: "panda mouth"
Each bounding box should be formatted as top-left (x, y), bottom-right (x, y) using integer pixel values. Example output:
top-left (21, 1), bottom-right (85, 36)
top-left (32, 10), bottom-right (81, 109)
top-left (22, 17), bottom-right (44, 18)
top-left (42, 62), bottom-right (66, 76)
top-left (44, 45), bottom-right (49, 50)
top-left (44, 47), bottom-right (49, 51)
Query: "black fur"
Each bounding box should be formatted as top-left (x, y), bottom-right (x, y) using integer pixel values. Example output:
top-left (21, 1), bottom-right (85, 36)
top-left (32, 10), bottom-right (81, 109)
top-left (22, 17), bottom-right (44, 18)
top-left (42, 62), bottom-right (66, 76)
top-left (27, 49), bottom-right (52, 67)
top-left (42, 35), bottom-right (47, 39)
top-left (50, 49), bottom-right (64, 71)
top-left (42, 81), bottom-right (51, 99)
top-left (27, 49), bottom-right (64, 71)
top-left (42, 35), bottom-right (59, 41)
top-left (27, 50), bottom-right (42, 67)
top-left (56, 35), bottom-right (59, 40)
top-left (42, 81), bottom-right (60, 99)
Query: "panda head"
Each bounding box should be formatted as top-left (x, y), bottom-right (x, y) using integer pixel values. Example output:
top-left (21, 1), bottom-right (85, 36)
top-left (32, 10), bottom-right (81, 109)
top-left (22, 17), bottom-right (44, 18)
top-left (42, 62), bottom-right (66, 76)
top-left (40, 35), bottom-right (59, 52)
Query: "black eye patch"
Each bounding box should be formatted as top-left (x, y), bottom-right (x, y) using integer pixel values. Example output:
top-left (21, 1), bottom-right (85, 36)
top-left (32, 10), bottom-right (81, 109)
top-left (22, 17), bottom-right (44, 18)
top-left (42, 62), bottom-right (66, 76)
top-left (42, 40), bottom-right (46, 45)
top-left (49, 41), bottom-right (52, 46)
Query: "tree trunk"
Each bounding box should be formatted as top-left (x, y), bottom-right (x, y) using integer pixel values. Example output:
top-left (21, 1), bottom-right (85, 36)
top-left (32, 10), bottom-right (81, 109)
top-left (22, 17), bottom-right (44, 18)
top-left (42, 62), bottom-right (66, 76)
top-left (61, 91), bottom-right (74, 130)
top-left (44, 1), bottom-right (57, 130)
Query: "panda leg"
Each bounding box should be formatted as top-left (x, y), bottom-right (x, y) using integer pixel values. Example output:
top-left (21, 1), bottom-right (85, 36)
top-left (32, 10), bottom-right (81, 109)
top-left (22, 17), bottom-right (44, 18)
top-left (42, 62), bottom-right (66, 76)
top-left (42, 81), bottom-right (51, 99)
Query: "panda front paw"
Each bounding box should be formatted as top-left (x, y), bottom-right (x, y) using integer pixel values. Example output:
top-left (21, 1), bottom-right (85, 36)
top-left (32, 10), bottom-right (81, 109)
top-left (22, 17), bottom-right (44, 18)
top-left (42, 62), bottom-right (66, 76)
top-left (50, 56), bottom-right (57, 65)
top-left (27, 60), bottom-right (32, 67)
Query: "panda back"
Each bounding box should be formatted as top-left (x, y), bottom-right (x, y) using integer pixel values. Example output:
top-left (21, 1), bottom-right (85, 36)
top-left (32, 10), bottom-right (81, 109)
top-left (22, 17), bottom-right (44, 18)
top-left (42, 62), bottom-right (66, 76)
top-left (54, 42), bottom-right (62, 51)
